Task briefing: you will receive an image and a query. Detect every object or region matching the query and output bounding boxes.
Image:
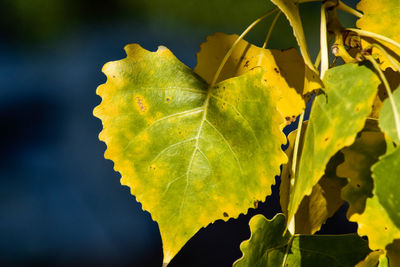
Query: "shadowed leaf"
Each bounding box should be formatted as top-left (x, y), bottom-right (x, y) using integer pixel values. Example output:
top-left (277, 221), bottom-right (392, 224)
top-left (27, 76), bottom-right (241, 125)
top-left (233, 213), bottom-right (371, 267)
top-left (337, 131), bottom-right (386, 217)
top-left (93, 44), bottom-right (287, 264)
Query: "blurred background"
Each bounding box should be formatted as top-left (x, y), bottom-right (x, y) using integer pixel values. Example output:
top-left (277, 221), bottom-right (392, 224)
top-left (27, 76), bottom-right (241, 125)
top-left (0, 0), bottom-right (359, 266)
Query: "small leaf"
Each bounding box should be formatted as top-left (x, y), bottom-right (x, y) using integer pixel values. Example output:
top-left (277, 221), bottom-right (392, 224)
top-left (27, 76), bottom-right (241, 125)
top-left (356, 0), bottom-right (400, 70)
top-left (337, 131), bottom-right (386, 217)
top-left (287, 63), bottom-right (380, 224)
top-left (281, 125), bottom-right (347, 234)
top-left (233, 213), bottom-right (371, 267)
top-left (379, 86), bottom-right (400, 144)
top-left (270, 0), bottom-right (321, 93)
top-left (93, 44), bottom-right (287, 264)
top-left (194, 32), bottom-right (308, 122)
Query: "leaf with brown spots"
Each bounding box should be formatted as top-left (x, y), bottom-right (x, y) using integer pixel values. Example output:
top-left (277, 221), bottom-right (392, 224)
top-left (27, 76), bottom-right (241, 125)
top-left (287, 63), bottom-right (379, 225)
top-left (281, 124), bottom-right (347, 234)
top-left (194, 32), bottom-right (315, 124)
top-left (93, 44), bottom-right (287, 264)
top-left (337, 131), bottom-right (386, 217)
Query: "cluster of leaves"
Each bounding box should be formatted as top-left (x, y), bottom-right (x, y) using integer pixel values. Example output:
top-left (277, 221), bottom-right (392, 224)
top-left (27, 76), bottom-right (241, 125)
top-left (94, 0), bottom-right (400, 266)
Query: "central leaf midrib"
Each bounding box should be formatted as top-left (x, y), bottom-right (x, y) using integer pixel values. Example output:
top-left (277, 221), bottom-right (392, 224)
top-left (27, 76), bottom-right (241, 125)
top-left (179, 89), bottom-right (212, 216)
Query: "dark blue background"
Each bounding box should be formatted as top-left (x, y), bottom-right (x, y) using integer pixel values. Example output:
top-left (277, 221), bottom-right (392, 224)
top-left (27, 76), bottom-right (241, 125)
top-left (0, 1), bottom-right (358, 265)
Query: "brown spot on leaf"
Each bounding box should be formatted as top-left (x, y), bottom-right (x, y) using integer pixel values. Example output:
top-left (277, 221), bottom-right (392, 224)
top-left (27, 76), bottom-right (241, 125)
top-left (165, 97), bottom-right (172, 103)
top-left (254, 201), bottom-right (259, 209)
top-left (356, 184), bottom-right (361, 188)
top-left (324, 137), bottom-right (329, 142)
top-left (274, 67), bottom-right (280, 73)
top-left (244, 60), bottom-right (250, 68)
top-left (223, 212), bottom-right (229, 217)
top-left (135, 95), bottom-right (148, 114)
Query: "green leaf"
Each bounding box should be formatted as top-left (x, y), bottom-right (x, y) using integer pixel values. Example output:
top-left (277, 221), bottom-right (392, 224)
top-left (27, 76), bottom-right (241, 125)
top-left (287, 63), bottom-right (380, 224)
top-left (233, 213), bottom-right (371, 267)
top-left (372, 146), bottom-right (400, 229)
top-left (281, 125), bottom-right (347, 234)
top-left (337, 130), bottom-right (386, 217)
top-left (379, 87), bottom-right (400, 144)
top-left (93, 44), bottom-right (287, 264)
top-left (356, 0), bottom-right (400, 70)
top-left (270, 0), bottom-right (321, 93)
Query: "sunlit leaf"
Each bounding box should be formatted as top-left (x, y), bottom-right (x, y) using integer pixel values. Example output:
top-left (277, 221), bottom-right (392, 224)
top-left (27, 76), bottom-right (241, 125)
top-left (270, 0), bottom-right (321, 93)
top-left (194, 32), bottom-right (308, 123)
top-left (337, 131), bottom-right (386, 217)
top-left (356, 0), bottom-right (400, 70)
top-left (287, 63), bottom-right (380, 224)
top-left (281, 125), bottom-right (346, 234)
top-left (379, 87), bottom-right (400, 144)
top-left (351, 195), bottom-right (400, 250)
top-left (233, 213), bottom-right (371, 267)
top-left (93, 44), bottom-right (287, 264)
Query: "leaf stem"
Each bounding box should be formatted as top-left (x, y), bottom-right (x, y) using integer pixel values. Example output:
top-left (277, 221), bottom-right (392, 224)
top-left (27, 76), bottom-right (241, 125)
top-left (320, 2), bottom-right (329, 78)
top-left (370, 43), bottom-right (400, 72)
top-left (366, 55), bottom-right (400, 141)
top-left (337, 0), bottom-right (362, 18)
top-left (209, 8), bottom-right (278, 87)
top-left (314, 50), bottom-right (321, 69)
top-left (262, 11), bottom-right (281, 49)
top-left (346, 28), bottom-right (400, 52)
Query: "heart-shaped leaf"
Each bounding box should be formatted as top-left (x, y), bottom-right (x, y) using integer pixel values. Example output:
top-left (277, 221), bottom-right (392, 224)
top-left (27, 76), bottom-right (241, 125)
top-left (93, 44), bottom-right (287, 264)
top-left (194, 32), bottom-right (308, 123)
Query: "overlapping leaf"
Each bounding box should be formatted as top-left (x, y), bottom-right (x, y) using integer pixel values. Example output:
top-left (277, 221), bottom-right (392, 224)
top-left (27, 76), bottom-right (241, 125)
top-left (93, 44), bottom-right (287, 264)
top-left (287, 63), bottom-right (380, 224)
top-left (337, 131), bottom-right (386, 217)
top-left (356, 0), bottom-right (400, 70)
top-left (379, 87), bottom-right (400, 144)
top-left (194, 32), bottom-right (307, 123)
top-left (281, 125), bottom-right (347, 234)
top-left (346, 87), bottom-right (400, 252)
top-left (270, 0), bottom-right (321, 93)
top-left (233, 213), bottom-right (371, 267)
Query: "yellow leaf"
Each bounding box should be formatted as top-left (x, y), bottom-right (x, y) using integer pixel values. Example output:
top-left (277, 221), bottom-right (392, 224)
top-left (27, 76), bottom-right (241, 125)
top-left (195, 32), bottom-right (311, 123)
top-left (351, 196), bottom-right (400, 250)
top-left (94, 44), bottom-right (287, 264)
top-left (270, 0), bottom-right (321, 93)
top-left (357, 0), bottom-right (400, 70)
